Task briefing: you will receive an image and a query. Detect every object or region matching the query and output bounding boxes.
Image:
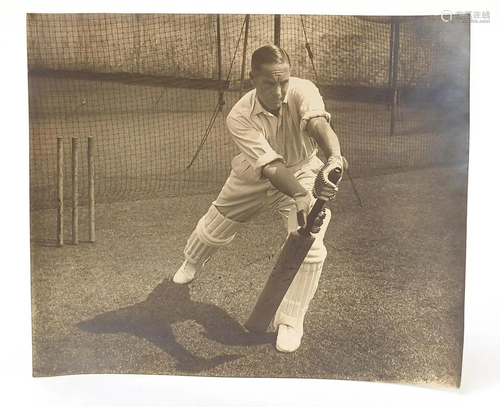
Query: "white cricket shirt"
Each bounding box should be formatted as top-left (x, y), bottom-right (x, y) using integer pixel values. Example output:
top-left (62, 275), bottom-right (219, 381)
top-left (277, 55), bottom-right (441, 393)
top-left (226, 77), bottom-right (331, 181)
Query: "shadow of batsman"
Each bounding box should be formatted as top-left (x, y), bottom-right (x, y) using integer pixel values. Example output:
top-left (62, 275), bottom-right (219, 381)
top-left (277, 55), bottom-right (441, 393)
top-left (245, 167), bottom-right (342, 332)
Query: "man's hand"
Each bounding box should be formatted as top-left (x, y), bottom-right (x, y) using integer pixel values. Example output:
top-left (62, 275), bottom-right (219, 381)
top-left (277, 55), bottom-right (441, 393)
top-left (327, 155), bottom-right (347, 172)
top-left (293, 191), bottom-right (312, 228)
top-left (314, 156), bottom-right (348, 201)
top-left (290, 194), bottom-right (327, 233)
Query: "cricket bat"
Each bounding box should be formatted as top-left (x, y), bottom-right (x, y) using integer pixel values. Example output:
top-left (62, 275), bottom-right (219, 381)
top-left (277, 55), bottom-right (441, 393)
top-left (244, 167), bottom-right (342, 332)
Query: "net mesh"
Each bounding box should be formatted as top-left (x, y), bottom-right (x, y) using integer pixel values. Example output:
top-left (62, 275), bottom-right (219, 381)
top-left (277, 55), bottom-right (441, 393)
top-left (28, 14), bottom-right (469, 209)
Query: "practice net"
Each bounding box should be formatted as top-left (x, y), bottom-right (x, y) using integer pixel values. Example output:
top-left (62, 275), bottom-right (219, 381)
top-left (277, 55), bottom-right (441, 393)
top-left (28, 14), bottom-right (469, 209)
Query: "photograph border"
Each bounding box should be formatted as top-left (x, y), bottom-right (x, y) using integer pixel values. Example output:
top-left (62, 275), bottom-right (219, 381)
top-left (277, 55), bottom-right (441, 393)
top-left (2, 0), bottom-right (499, 406)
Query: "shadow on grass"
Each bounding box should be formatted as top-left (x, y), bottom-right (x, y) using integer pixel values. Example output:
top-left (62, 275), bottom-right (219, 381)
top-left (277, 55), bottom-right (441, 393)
top-left (77, 279), bottom-right (275, 373)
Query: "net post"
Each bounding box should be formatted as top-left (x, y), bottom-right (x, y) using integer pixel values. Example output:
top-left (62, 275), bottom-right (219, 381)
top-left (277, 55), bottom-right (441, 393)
top-left (72, 137), bottom-right (79, 245)
top-left (388, 20), bottom-right (394, 89)
top-left (87, 136), bottom-right (95, 243)
top-left (390, 18), bottom-right (400, 137)
top-left (274, 15), bottom-right (281, 46)
top-left (57, 137), bottom-right (64, 247)
top-left (239, 15), bottom-right (250, 99)
top-left (216, 14), bottom-right (224, 111)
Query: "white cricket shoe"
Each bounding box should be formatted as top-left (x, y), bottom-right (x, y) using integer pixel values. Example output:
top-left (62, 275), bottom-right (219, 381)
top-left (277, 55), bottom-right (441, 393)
top-left (276, 324), bottom-right (303, 353)
top-left (173, 260), bottom-right (198, 284)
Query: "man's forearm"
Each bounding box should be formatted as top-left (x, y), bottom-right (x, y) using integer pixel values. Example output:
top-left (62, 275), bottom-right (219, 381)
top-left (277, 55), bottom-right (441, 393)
top-left (262, 160), bottom-right (307, 198)
top-left (307, 117), bottom-right (341, 159)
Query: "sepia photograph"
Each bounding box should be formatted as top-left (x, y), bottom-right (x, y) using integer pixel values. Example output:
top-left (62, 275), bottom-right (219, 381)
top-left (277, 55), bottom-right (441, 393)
top-left (27, 12), bottom-right (469, 387)
top-left (3, 0), bottom-right (500, 406)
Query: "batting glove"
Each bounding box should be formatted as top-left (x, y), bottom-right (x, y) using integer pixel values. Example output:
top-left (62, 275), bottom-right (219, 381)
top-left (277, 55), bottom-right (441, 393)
top-left (314, 156), bottom-right (348, 201)
top-left (293, 191), bottom-right (312, 228)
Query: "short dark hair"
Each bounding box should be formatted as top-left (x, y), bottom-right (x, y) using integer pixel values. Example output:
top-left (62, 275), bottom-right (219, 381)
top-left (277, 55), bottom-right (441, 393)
top-left (251, 45), bottom-right (291, 73)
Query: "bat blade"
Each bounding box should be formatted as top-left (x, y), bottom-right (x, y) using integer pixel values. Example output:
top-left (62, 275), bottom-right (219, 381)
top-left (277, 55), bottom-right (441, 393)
top-left (244, 231), bottom-right (315, 332)
top-left (244, 166), bottom-right (343, 333)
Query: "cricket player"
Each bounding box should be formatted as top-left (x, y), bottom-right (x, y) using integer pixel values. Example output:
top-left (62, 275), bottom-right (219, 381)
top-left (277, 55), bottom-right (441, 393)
top-left (173, 45), bottom-right (346, 352)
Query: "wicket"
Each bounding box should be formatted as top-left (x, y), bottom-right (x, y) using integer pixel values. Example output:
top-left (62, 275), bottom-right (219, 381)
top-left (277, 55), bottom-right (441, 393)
top-left (56, 136), bottom-right (95, 246)
top-left (88, 136), bottom-right (95, 243)
top-left (57, 137), bottom-right (64, 247)
top-left (72, 137), bottom-right (79, 245)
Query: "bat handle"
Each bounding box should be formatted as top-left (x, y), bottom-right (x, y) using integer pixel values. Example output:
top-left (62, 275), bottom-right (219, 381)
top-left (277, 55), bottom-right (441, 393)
top-left (328, 167), bottom-right (343, 184)
top-left (299, 199), bottom-right (326, 236)
top-left (298, 167), bottom-right (342, 237)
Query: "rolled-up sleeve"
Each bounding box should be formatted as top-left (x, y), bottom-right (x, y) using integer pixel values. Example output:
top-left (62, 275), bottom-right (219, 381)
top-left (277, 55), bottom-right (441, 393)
top-left (226, 115), bottom-right (284, 179)
top-left (294, 80), bottom-right (332, 134)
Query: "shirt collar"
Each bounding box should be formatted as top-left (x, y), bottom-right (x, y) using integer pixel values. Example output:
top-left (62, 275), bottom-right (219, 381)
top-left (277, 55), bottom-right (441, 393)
top-left (250, 89), bottom-right (289, 117)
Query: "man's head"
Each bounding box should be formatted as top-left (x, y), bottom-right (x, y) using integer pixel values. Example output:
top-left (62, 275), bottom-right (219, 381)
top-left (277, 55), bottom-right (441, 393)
top-left (250, 45), bottom-right (291, 111)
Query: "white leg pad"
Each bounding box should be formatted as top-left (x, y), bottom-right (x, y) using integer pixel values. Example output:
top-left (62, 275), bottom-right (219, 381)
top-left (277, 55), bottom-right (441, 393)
top-left (305, 207), bottom-right (331, 264)
top-left (184, 205), bottom-right (244, 267)
top-left (273, 208), bottom-right (331, 331)
top-left (273, 260), bottom-right (324, 333)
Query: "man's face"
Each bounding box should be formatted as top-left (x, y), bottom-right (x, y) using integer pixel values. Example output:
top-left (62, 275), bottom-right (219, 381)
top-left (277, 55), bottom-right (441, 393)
top-left (250, 62), bottom-right (291, 111)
